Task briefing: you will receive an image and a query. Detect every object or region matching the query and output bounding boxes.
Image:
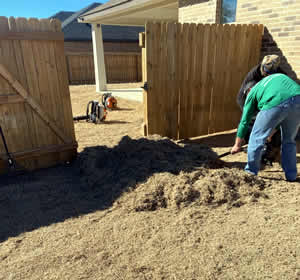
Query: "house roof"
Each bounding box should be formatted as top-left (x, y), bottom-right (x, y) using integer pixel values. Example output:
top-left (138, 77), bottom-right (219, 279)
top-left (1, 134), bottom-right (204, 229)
top-left (50, 2), bottom-right (144, 42)
top-left (50, 11), bottom-right (74, 22)
top-left (61, 2), bottom-right (101, 29)
top-left (78, 0), bottom-right (178, 26)
top-left (81, 0), bottom-right (131, 16)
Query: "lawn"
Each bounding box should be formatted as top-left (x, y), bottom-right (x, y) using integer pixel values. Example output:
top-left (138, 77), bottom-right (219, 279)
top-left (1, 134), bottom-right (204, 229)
top-left (1, 84), bottom-right (300, 280)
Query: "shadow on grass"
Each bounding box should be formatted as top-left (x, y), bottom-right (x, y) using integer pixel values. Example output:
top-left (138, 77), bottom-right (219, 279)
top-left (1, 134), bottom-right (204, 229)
top-left (102, 120), bottom-right (129, 124)
top-left (178, 131), bottom-right (236, 148)
top-left (114, 108), bottom-right (135, 111)
top-left (0, 136), bottom-right (222, 243)
top-left (109, 89), bottom-right (143, 93)
top-left (223, 161), bottom-right (246, 170)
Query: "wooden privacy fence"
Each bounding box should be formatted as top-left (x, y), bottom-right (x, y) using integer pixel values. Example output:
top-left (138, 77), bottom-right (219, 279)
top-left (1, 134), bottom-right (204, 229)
top-left (143, 22), bottom-right (263, 139)
top-left (66, 52), bottom-right (142, 84)
top-left (0, 17), bottom-right (77, 172)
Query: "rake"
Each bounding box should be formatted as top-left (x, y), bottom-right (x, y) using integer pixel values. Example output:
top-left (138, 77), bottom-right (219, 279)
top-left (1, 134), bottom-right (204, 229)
top-left (0, 126), bottom-right (16, 171)
top-left (218, 145), bottom-right (248, 159)
top-left (0, 126), bottom-right (26, 177)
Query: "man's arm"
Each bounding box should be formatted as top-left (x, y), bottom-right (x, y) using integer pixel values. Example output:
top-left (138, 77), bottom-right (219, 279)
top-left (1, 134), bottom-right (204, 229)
top-left (237, 93), bottom-right (258, 139)
top-left (232, 91), bottom-right (258, 154)
top-left (237, 64), bottom-right (261, 110)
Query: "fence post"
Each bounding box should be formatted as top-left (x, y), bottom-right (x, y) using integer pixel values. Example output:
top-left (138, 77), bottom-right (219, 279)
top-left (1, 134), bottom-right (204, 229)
top-left (139, 31), bottom-right (147, 136)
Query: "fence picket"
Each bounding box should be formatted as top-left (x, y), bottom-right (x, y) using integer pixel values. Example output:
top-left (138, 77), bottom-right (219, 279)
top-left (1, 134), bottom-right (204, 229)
top-left (203, 24), bottom-right (216, 135)
top-left (165, 23), bottom-right (178, 138)
top-left (153, 22), bottom-right (162, 135)
top-left (160, 23), bottom-right (167, 136)
top-left (209, 24), bottom-right (224, 134)
top-left (145, 23), bottom-right (154, 135)
top-left (178, 23), bottom-right (190, 138)
top-left (191, 24), bottom-right (204, 136)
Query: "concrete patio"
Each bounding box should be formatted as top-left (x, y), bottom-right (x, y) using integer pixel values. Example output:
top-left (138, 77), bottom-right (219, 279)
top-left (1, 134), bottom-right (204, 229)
top-left (101, 88), bottom-right (143, 103)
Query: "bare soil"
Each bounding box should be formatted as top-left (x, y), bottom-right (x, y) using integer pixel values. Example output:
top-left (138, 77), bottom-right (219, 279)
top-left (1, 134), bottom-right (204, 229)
top-left (1, 84), bottom-right (300, 280)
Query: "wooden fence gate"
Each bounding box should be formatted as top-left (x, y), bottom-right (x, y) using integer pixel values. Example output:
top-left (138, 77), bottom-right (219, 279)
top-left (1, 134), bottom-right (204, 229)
top-left (142, 22), bottom-right (263, 139)
top-left (0, 17), bottom-right (77, 172)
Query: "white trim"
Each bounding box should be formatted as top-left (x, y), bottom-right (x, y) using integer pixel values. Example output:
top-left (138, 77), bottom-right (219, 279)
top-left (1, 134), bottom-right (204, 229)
top-left (92, 24), bottom-right (107, 92)
top-left (78, 0), bottom-right (178, 24)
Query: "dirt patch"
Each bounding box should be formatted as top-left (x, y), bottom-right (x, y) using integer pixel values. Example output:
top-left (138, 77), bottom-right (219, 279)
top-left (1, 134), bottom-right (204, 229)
top-left (132, 167), bottom-right (268, 212)
top-left (78, 133), bottom-right (268, 211)
top-left (1, 85), bottom-right (300, 280)
top-left (78, 134), bottom-right (222, 186)
top-left (78, 134), bottom-right (229, 207)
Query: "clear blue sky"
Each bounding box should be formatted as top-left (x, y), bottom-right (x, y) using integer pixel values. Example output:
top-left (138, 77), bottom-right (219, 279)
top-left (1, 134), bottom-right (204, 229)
top-left (1, 0), bottom-right (109, 19)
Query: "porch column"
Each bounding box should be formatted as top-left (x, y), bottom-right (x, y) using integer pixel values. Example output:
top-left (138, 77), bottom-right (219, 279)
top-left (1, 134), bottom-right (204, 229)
top-left (92, 23), bottom-right (107, 91)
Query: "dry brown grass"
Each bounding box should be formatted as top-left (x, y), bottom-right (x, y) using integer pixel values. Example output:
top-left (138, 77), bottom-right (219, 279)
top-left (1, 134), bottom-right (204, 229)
top-left (1, 85), bottom-right (300, 280)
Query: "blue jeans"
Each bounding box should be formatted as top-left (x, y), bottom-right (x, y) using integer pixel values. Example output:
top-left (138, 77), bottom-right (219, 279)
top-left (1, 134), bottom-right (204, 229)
top-left (245, 95), bottom-right (300, 181)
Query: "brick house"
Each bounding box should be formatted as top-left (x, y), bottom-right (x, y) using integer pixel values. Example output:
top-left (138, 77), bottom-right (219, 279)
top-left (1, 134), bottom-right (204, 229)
top-left (179, 0), bottom-right (300, 81)
top-left (78, 0), bottom-right (299, 90)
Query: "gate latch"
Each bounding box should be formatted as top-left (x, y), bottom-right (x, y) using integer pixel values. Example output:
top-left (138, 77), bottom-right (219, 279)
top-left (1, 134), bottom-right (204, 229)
top-left (141, 81), bottom-right (148, 91)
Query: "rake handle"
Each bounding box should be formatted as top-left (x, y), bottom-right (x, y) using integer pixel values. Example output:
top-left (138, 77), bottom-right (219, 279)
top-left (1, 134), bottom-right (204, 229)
top-left (218, 145), bottom-right (248, 159)
top-left (0, 125), bottom-right (14, 167)
top-left (218, 151), bottom-right (231, 158)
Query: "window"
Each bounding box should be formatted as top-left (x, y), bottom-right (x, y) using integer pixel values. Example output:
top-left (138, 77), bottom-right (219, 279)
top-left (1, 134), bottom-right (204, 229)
top-left (221, 0), bottom-right (237, 23)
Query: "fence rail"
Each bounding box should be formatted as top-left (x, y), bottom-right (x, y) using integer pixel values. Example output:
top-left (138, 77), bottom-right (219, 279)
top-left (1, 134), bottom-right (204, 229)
top-left (144, 22), bottom-right (263, 139)
top-left (66, 52), bottom-right (142, 84)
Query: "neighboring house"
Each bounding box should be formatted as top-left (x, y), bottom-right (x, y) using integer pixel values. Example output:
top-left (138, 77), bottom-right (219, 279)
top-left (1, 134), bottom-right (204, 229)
top-left (78, 0), bottom-right (299, 90)
top-left (50, 2), bottom-right (144, 54)
top-left (49, 2), bottom-right (145, 84)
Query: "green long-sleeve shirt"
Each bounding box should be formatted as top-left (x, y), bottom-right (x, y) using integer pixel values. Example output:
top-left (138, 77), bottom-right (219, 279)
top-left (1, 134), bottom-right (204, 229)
top-left (237, 74), bottom-right (300, 139)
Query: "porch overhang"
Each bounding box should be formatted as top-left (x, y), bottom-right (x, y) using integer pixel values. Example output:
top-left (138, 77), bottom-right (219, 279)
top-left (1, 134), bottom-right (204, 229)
top-left (77, 0), bottom-right (178, 26)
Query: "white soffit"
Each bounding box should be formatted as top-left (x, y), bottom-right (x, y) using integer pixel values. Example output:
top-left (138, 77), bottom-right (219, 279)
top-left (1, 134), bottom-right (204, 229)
top-left (78, 0), bottom-right (178, 26)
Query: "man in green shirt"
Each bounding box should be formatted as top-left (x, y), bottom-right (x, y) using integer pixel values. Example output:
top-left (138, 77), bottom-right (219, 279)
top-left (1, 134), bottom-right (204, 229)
top-left (231, 74), bottom-right (300, 181)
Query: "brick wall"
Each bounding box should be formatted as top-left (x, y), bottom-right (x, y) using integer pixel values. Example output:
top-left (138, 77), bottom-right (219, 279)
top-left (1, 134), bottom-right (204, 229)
top-left (235, 0), bottom-right (300, 81)
top-left (178, 0), bottom-right (299, 80)
top-left (178, 0), bottom-right (222, 23)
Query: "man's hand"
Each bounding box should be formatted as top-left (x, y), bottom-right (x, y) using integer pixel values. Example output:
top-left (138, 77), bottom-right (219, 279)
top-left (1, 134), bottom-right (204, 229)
top-left (231, 137), bottom-right (245, 154)
top-left (231, 144), bottom-right (242, 154)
